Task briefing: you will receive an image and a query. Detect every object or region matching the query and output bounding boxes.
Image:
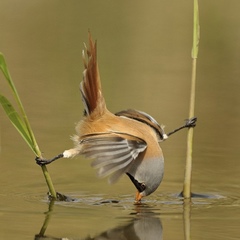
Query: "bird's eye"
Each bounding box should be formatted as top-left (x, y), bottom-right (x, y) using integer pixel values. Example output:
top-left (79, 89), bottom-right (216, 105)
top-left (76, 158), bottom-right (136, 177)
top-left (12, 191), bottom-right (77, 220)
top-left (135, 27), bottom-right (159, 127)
top-left (126, 173), bottom-right (146, 192)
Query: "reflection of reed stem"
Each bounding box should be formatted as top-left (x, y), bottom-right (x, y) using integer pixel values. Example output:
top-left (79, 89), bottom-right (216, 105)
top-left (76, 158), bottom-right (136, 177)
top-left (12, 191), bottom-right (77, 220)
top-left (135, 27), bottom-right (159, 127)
top-left (183, 0), bottom-right (199, 198)
top-left (37, 199), bottom-right (55, 237)
top-left (183, 199), bottom-right (191, 240)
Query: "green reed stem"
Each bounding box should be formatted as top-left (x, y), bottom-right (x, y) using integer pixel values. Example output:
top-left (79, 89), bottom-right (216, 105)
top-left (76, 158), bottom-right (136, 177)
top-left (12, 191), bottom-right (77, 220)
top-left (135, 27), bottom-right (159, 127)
top-left (0, 53), bottom-right (57, 199)
top-left (182, 0), bottom-right (199, 198)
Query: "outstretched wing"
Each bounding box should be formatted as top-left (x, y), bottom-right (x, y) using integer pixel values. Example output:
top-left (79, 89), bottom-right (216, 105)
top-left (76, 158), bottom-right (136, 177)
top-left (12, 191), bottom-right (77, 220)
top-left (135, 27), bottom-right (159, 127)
top-left (80, 133), bottom-right (147, 183)
top-left (115, 109), bottom-right (166, 141)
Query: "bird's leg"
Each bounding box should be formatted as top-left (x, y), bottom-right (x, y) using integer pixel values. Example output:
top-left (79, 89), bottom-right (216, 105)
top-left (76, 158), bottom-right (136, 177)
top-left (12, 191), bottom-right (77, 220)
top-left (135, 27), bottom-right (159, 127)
top-left (35, 153), bottom-right (64, 166)
top-left (35, 148), bottom-right (81, 166)
top-left (166, 117), bottom-right (197, 137)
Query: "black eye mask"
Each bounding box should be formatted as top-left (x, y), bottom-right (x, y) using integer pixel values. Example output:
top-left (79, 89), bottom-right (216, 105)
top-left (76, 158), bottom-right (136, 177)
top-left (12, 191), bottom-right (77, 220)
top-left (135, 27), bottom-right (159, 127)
top-left (126, 173), bottom-right (146, 193)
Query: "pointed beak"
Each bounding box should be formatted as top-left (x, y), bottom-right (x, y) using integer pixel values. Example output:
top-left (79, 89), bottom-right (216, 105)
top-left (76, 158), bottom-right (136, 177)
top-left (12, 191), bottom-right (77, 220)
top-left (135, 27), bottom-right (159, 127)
top-left (135, 191), bottom-right (143, 204)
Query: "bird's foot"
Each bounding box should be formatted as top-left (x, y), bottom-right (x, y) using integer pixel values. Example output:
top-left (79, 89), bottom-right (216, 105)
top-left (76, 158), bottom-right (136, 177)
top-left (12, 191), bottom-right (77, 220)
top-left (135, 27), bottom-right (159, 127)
top-left (35, 157), bottom-right (52, 166)
top-left (35, 153), bottom-right (64, 166)
top-left (185, 117), bottom-right (197, 128)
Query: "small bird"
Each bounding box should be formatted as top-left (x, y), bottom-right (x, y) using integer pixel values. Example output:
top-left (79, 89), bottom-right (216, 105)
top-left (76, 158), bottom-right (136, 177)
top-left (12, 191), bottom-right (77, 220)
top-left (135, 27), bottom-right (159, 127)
top-left (36, 33), bottom-right (196, 203)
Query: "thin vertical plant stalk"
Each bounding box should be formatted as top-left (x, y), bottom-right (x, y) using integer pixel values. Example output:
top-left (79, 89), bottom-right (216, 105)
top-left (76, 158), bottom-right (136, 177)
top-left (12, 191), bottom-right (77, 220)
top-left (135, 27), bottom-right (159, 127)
top-left (41, 165), bottom-right (57, 199)
top-left (183, 0), bottom-right (200, 198)
top-left (0, 53), bottom-right (57, 199)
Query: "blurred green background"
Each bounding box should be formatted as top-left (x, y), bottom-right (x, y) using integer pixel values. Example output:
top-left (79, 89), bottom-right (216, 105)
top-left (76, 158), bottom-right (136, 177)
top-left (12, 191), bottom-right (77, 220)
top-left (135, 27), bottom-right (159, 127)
top-left (1, 1), bottom-right (240, 239)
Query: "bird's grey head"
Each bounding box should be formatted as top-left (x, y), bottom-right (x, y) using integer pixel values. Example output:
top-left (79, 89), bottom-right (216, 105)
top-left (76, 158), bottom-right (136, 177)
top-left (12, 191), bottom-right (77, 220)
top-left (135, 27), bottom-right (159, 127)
top-left (126, 156), bottom-right (164, 198)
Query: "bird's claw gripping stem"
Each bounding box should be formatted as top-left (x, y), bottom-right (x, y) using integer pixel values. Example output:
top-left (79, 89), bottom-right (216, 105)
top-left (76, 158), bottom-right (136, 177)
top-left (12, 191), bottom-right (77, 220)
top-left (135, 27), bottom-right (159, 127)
top-left (166, 117), bottom-right (197, 137)
top-left (35, 157), bottom-right (51, 166)
top-left (35, 153), bottom-right (64, 166)
top-left (185, 117), bottom-right (197, 128)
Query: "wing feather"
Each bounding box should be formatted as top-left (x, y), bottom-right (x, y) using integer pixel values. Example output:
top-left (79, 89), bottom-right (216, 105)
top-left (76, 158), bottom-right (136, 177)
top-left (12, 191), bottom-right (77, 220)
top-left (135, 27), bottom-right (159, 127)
top-left (80, 133), bottom-right (147, 183)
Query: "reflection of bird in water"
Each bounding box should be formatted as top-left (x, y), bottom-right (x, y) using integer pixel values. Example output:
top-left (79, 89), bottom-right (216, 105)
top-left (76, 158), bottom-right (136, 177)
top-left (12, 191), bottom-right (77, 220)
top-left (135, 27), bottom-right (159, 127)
top-left (36, 32), bottom-right (196, 203)
top-left (35, 215), bottom-right (162, 240)
top-left (84, 216), bottom-right (162, 240)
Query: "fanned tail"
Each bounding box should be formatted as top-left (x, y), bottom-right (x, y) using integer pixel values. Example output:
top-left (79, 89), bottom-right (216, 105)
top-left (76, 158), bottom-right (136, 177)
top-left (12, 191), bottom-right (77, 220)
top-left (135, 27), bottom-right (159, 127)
top-left (80, 32), bottom-right (106, 117)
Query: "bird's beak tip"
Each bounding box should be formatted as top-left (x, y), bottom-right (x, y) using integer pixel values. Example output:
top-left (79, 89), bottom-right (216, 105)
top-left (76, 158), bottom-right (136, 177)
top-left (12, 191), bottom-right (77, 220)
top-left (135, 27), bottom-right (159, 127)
top-left (135, 191), bottom-right (143, 204)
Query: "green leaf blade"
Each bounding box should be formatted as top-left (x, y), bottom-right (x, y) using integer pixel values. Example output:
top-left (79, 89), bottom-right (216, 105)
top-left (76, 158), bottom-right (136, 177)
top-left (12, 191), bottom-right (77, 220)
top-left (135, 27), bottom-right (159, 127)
top-left (0, 52), bottom-right (57, 198)
top-left (0, 95), bottom-right (37, 155)
top-left (0, 53), bottom-right (14, 91)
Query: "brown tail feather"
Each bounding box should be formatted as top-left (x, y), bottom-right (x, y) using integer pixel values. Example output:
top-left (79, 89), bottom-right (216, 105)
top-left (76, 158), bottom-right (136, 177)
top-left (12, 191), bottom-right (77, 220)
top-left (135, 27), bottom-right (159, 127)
top-left (80, 32), bottom-right (106, 116)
